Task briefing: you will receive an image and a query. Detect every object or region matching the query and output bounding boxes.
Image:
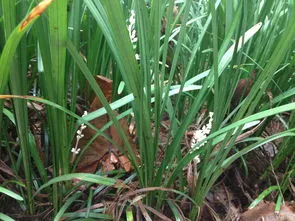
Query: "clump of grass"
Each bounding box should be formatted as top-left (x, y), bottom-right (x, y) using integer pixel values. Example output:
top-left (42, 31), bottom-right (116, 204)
top-left (0, 0), bottom-right (295, 220)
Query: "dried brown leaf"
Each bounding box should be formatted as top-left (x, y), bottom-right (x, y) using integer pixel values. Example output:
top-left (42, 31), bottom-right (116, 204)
top-left (241, 201), bottom-right (295, 221)
top-left (76, 76), bottom-right (138, 173)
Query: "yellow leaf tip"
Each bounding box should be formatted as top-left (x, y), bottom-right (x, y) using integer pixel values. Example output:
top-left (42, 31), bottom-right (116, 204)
top-left (20, 0), bottom-right (54, 31)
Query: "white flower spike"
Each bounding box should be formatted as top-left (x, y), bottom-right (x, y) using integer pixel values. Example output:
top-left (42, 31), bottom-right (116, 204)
top-left (71, 111), bottom-right (88, 163)
top-left (190, 112), bottom-right (214, 164)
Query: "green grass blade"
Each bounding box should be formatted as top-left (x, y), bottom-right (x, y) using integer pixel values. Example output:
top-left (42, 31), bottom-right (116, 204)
top-left (0, 213), bottom-right (15, 221)
top-left (0, 186), bottom-right (24, 201)
top-left (249, 186), bottom-right (280, 209)
top-left (47, 0), bottom-right (69, 176)
top-left (54, 192), bottom-right (82, 221)
top-left (35, 173), bottom-right (116, 195)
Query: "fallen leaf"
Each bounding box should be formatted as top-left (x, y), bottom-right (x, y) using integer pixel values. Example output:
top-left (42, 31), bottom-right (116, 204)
top-left (102, 155), bottom-right (116, 173)
top-left (76, 75), bottom-right (138, 173)
top-left (118, 155), bottom-right (132, 172)
top-left (241, 201), bottom-right (295, 221)
top-left (231, 70), bottom-right (257, 109)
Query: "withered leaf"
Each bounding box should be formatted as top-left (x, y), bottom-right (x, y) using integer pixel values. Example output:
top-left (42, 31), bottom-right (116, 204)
top-left (241, 201), bottom-right (295, 221)
top-left (76, 75), bottom-right (138, 173)
top-left (118, 155), bottom-right (132, 172)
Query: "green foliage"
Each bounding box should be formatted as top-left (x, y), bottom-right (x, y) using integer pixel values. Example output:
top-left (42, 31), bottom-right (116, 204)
top-left (0, 0), bottom-right (294, 219)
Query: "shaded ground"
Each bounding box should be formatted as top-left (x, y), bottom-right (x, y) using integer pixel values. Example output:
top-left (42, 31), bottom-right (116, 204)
top-left (1, 97), bottom-right (295, 220)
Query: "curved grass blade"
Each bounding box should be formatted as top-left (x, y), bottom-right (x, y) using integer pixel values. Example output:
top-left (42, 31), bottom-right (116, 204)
top-left (3, 108), bottom-right (15, 124)
top-left (35, 173), bottom-right (116, 196)
top-left (0, 213), bottom-right (15, 221)
top-left (249, 186), bottom-right (280, 209)
top-left (0, 186), bottom-right (23, 201)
